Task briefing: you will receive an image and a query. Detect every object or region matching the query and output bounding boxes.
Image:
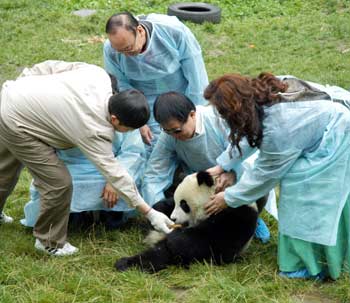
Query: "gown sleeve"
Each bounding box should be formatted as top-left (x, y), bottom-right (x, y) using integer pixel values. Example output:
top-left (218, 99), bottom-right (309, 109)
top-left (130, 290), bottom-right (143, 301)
top-left (224, 131), bottom-right (302, 208)
top-left (114, 130), bottom-right (146, 188)
top-left (176, 24), bottom-right (208, 105)
top-left (141, 132), bottom-right (179, 205)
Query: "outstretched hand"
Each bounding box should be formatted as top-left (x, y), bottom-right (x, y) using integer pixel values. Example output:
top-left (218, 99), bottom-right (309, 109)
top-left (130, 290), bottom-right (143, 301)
top-left (146, 208), bottom-right (174, 234)
top-left (101, 183), bottom-right (119, 208)
top-left (215, 172), bottom-right (236, 193)
top-left (140, 125), bottom-right (153, 145)
top-left (204, 192), bottom-right (227, 216)
top-left (206, 165), bottom-right (224, 177)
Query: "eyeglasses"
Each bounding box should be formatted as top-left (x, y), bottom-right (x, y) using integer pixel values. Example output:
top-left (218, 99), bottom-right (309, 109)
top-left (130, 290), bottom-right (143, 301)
top-left (161, 126), bottom-right (183, 135)
top-left (117, 30), bottom-right (139, 54)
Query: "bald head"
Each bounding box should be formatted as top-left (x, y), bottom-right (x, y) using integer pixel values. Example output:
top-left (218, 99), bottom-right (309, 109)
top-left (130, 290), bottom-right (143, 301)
top-left (106, 12), bottom-right (146, 56)
top-left (105, 12), bottom-right (139, 36)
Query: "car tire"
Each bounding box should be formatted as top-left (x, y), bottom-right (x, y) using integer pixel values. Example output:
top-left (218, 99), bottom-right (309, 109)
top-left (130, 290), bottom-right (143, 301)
top-left (167, 2), bottom-right (221, 24)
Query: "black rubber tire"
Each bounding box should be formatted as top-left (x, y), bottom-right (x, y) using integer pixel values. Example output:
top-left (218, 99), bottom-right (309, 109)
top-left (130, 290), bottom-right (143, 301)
top-left (167, 2), bottom-right (221, 24)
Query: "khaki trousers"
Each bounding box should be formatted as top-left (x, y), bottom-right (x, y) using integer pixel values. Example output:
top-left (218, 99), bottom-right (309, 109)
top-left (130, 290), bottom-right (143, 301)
top-left (0, 117), bottom-right (72, 248)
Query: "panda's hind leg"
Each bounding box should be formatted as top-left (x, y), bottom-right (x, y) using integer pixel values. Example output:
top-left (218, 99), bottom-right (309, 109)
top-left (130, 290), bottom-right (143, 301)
top-left (115, 240), bottom-right (173, 273)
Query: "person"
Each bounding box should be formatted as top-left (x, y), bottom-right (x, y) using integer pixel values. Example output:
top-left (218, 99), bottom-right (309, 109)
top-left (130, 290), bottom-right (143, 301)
top-left (21, 128), bottom-right (146, 230)
top-left (0, 60), bottom-right (173, 256)
top-left (103, 11), bottom-right (209, 154)
top-left (204, 72), bottom-right (350, 280)
top-left (142, 91), bottom-right (274, 243)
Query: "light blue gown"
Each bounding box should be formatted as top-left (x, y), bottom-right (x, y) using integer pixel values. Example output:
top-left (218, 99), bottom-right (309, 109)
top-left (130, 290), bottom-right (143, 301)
top-left (21, 130), bottom-right (146, 227)
top-left (224, 77), bottom-right (350, 246)
top-left (142, 105), bottom-right (256, 206)
top-left (104, 14), bottom-right (208, 151)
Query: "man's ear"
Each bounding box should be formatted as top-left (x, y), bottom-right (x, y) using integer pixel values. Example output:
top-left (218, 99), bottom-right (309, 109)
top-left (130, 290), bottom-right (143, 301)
top-left (111, 115), bottom-right (120, 125)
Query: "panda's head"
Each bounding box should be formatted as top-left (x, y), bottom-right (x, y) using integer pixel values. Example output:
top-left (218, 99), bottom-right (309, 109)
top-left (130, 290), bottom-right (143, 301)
top-left (171, 171), bottom-right (216, 226)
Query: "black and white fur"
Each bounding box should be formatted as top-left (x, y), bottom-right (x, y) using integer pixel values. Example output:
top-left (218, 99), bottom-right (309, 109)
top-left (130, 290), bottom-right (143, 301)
top-left (115, 171), bottom-right (266, 272)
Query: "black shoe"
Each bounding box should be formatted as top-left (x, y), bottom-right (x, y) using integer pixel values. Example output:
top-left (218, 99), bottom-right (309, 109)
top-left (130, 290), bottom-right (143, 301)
top-left (99, 211), bottom-right (126, 230)
top-left (68, 211), bottom-right (95, 231)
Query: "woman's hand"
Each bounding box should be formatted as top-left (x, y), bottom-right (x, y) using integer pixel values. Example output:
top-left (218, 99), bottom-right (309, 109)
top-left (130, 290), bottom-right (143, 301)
top-left (204, 192), bottom-right (227, 216)
top-left (101, 183), bottom-right (119, 208)
top-left (215, 172), bottom-right (236, 193)
top-left (139, 125), bottom-right (153, 145)
top-left (206, 165), bottom-right (224, 177)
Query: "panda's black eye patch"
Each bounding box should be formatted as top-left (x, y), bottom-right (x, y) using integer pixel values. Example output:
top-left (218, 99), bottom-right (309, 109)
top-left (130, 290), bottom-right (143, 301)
top-left (180, 200), bottom-right (191, 213)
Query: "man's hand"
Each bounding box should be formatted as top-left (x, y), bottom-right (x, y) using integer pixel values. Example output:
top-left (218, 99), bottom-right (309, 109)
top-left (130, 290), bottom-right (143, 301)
top-left (146, 208), bottom-right (174, 234)
top-left (139, 125), bottom-right (153, 145)
top-left (101, 183), bottom-right (119, 208)
top-left (215, 172), bottom-right (236, 193)
top-left (204, 192), bottom-right (228, 216)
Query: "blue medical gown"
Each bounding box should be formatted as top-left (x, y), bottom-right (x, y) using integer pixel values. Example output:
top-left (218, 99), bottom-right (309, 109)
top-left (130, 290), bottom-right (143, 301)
top-left (224, 79), bottom-right (350, 246)
top-left (104, 14), bottom-right (208, 144)
top-left (21, 130), bottom-right (146, 227)
top-left (142, 105), bottom-right (256, 205)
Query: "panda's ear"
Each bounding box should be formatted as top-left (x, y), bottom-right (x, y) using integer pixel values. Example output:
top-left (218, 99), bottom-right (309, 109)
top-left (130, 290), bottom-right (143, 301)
top-left (196, 171), bottom-right (214, 187)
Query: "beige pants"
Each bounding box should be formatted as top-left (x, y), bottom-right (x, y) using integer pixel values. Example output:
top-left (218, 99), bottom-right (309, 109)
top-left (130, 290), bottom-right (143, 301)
top-left (0, 117), bottom-right (72, 248)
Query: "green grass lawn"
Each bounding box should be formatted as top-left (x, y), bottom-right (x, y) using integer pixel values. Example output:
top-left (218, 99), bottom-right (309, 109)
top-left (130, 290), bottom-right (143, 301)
top-left (1, 0), bottom-right (350, 302)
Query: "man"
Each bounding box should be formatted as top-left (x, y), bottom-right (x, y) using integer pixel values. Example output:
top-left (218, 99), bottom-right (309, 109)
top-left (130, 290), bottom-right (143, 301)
top-left (103, 11), bottom-right (209, 154)
top-left (142, 92), bottom-right (273, 242)
top-left (21, 128), bottom-right (146, 230)
top-left (0, 60), bottom-right (173, 256)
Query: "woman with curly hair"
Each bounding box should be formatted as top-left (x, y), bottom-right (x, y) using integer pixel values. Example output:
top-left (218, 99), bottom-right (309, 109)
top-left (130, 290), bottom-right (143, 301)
top-left (204, 72), bottom-right (350, 280)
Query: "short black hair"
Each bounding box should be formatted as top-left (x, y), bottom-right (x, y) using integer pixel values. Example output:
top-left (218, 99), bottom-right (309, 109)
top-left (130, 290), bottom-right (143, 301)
top-left (105, 11), bottom-right (139, 35)
top-left (154, 92), bottom-right (196, 125)
top-left (108, 89), bottom-right (150, 128)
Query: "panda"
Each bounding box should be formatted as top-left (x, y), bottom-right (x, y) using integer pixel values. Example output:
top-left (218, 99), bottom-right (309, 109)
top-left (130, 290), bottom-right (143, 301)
top-left (115, 171), bottom-right (266, 273)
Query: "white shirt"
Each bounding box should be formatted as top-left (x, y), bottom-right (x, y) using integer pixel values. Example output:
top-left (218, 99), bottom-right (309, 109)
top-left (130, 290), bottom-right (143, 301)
top-left (0, 60), bottom-right (145, 208)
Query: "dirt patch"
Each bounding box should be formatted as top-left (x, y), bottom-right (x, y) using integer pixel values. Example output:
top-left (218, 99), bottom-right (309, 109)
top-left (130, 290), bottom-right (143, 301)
top-left (202, 35), bottom-right (227, 57)
top-left (292, 292), bottom-right (339, 303)
top-left (170, 286), bottom-right (189, 301)
top-left (337, 42), bottom-right (350, 54)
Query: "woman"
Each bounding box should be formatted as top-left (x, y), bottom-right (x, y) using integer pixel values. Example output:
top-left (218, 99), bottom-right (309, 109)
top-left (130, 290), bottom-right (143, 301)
top-left (204, 73), bottom-right (350, 280)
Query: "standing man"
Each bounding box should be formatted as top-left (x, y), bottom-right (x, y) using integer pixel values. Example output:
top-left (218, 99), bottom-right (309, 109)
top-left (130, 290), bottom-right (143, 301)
top-left (0, 60), bottom-right (173, 256)
top-left (103, 11), bottom-right (209, 154)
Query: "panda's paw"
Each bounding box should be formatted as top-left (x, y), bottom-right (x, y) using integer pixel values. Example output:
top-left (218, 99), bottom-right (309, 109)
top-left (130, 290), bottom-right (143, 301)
top-left (143, 230), bottom-right (166, 247)
top-left (115, 257), bottom-right (133, 271)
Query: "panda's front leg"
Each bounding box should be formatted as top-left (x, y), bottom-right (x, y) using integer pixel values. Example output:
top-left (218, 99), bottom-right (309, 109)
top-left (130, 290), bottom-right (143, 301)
top-left (115, 240), bottom-right (174, 273)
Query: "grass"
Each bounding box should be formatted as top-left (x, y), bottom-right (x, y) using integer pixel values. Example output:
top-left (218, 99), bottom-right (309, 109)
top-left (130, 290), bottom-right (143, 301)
top-left (1, 0), bottom-right (350, 302)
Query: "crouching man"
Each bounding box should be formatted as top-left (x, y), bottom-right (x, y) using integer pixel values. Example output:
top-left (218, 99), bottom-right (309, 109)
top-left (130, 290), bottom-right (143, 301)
top-left (0, 60), bottom-right (173, 256)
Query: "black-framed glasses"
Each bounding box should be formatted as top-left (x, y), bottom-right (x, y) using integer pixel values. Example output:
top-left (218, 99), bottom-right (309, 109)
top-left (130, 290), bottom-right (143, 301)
top-left (161, 126), bottom-right (183, 135)
top-left (115, 30), bottom-right (139, 54)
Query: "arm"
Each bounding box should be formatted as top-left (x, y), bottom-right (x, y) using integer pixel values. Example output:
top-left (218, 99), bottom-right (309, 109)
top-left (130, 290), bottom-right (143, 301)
top-left (177, 26), bottom-right (209, 105)
top-left (213, 132), bottom-right (255, 193)
top-left (205, 146), bottom-right (301, 215)
top-left (78, 134), bottom-right (145, 209)
top-left (102, 130), bottom-right (146, 207)
top-left (224, 146), bottom-right (302, 208)
top-left (18, 60), bottom-right (90, 78)
top-left (141, 132), bottom-right (179, 205)
top-left (216, 137), bottom-right (256, 180)
top-left (78, 134), bottom-right (174, 233)
top-left (103, 40), bottom-right (134, 92)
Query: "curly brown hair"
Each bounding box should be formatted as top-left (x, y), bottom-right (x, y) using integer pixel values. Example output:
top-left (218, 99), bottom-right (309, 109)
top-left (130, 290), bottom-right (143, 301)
top-left (204, 72), bottom-right (288, 155)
